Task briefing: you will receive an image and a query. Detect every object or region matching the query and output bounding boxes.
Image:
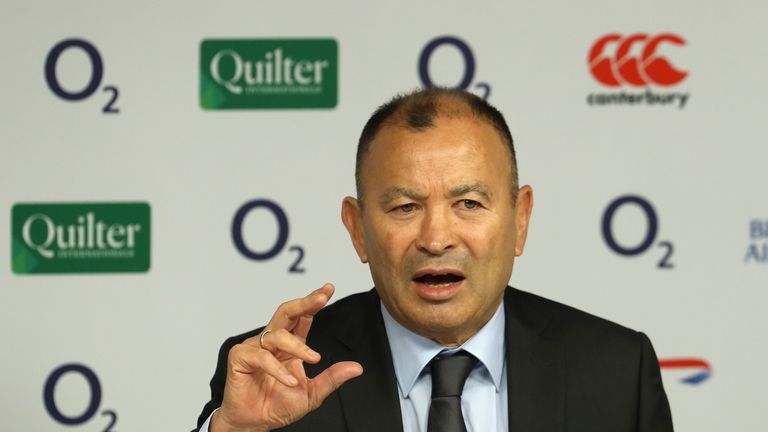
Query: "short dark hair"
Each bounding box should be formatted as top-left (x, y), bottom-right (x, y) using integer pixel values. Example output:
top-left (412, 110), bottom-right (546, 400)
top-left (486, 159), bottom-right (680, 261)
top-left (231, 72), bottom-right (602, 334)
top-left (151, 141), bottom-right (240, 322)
top-left (355, 87), bottom-right (518, 204)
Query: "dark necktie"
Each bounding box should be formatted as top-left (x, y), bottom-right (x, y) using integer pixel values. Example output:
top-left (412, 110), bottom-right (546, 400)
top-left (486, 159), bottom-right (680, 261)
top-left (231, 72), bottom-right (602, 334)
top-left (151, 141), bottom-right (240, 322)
top-left (427, 350), bottom-right (478, 432)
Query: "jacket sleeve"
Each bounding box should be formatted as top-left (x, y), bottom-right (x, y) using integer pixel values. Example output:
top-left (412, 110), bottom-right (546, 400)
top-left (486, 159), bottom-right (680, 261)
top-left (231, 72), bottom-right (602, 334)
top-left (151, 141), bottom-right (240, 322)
top-left (192, 329), bottom-right (263, 432)
top-left (192, 336), bottom-right (232, 431)
top-left (637, 332), bottom-right (674, 432)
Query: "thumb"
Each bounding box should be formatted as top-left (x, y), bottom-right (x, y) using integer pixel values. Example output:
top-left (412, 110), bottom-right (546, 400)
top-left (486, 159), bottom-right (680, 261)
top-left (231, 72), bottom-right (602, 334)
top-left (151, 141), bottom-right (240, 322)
top-left (308, 361), bottom-right (363, 409)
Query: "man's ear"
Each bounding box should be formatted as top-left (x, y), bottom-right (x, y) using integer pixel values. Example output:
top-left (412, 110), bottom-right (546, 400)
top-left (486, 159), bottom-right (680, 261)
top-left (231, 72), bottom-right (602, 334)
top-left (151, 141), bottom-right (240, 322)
top-left (341, 196), bottom-right (368, 263)
top-left (514, 185), bottom-right (534, 256)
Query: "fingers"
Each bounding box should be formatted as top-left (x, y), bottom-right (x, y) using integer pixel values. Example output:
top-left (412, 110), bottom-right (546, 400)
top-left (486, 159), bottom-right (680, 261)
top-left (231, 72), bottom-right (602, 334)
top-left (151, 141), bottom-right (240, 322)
top-left (237, 284), bottom-right (336, 374)
top-left (268, 284), bottom-right (335, 331)
top-left (229, 343), bottom-right (363, 398)
top-left (293, 315), bottom-right (314, 342)
top-left (252, 328), bottom-right (321, 364)
top-left (308, 361), bottom-right (364, 410)
top-left (228, 343), bottom-right (302, 387)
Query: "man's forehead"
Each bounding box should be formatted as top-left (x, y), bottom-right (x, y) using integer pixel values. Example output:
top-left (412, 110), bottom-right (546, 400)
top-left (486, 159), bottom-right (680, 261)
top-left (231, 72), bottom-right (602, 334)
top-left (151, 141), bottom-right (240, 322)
top-left (362, 116), bottom-right (511, 178)
top-left (370, 115), bottom-right (502, 156)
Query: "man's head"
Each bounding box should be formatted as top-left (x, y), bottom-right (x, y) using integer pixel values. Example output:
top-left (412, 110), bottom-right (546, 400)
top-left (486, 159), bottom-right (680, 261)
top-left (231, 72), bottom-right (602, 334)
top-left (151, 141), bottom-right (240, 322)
top-left (342, 88), bottom-right (533, 346)
top-left (355, 88), bottom-right (519, 205)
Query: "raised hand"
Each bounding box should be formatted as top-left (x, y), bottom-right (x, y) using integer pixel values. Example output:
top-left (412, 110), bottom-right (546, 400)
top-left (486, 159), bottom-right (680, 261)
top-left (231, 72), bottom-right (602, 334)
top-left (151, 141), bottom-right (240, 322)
top-left (211, 284), bottom-right (363, 432)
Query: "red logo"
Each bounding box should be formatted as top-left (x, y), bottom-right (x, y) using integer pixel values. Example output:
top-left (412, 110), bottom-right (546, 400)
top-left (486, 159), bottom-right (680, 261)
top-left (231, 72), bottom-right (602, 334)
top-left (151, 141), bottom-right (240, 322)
top-left (589, 33), bottom-right (688, 87)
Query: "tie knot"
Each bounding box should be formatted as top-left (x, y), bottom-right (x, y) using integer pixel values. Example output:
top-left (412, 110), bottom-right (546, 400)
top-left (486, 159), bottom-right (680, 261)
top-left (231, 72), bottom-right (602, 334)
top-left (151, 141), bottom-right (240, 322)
top-left (430, 350), bottom-right (478, 398)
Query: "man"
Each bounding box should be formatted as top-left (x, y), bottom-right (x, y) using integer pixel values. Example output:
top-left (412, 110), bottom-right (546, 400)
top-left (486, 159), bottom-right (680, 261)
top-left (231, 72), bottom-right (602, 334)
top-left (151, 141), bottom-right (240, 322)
top-left (194, 88), bottom-right (673, 432)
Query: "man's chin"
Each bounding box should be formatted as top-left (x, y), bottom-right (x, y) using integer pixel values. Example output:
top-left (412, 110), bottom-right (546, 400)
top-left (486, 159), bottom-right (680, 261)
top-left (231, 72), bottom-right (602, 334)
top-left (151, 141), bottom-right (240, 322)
top-left (405, 312), bottom-right (472, 344)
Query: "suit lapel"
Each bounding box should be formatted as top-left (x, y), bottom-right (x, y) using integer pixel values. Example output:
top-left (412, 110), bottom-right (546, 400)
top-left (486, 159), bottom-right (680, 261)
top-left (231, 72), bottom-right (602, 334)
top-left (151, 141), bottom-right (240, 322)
top-left (504, 288), bottom-right (565, 432)
top-left (334, 290), bottom-right (404, 432)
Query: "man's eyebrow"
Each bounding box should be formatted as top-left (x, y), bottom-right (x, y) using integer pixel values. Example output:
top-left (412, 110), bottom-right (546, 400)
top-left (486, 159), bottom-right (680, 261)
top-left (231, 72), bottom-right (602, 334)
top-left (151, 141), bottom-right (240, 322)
top-left (379, 186), bottom-right (427, 204)
top-left (448, 182), bottom-right (493, 201)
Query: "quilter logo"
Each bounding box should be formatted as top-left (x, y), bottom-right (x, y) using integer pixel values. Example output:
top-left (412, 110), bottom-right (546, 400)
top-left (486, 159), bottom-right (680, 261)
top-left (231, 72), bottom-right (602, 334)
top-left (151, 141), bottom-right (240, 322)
top-left (11, 202), bottom-right (150, 274)
top-left (200, 39), bottom-right (338, 109)
top-left (659, 358), bottom-right (712, 385)
top-left (587, 33), bottom-right (690, 109)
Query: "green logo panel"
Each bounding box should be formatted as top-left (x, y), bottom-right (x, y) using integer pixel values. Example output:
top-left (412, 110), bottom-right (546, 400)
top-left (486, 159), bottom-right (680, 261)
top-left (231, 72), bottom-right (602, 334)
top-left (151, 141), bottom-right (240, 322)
top-left (12, 202), bottom-right (151, 274)
top-left (200, 39), bottom-right (338, 109)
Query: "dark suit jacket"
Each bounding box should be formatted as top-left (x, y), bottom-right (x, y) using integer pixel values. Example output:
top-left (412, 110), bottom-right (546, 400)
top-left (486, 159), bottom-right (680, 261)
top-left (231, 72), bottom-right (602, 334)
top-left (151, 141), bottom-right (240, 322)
top-left (195, 287), bottom-right (673, 431)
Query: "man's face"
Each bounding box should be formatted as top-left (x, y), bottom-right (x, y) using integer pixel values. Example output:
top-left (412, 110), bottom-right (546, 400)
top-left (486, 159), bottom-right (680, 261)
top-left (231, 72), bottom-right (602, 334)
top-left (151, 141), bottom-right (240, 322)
top-left (342, 115), bottom-right (533, 345)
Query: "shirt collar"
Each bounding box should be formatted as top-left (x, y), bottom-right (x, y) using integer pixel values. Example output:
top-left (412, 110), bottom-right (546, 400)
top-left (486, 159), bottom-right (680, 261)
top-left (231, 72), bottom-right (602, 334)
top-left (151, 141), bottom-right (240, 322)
top-left (381, 301), bottom-right (506, 398)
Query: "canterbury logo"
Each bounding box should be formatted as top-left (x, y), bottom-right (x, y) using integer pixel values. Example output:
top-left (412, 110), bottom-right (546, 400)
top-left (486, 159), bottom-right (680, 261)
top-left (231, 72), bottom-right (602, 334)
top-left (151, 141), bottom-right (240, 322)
top-left (589, 33), bottom-right (688, 87)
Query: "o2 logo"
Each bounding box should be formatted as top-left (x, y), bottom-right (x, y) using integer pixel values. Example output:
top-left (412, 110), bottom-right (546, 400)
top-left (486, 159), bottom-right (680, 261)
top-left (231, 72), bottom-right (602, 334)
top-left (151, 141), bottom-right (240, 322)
top-left (45, 39), bottom-right (120, 113)
top-left (418, 36), bottom-right (491, 100)
top-left (232, 199), bottom-right (306, 273)
top-left (43, 364), bottom-right (117, 431)
top-left (601, 195), bottom-right (674, 268)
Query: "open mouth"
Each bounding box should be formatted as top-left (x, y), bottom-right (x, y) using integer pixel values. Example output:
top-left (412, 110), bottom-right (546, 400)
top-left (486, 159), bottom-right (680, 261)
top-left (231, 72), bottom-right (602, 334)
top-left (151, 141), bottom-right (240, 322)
top-left (413, 272), bottom-right (465, 287)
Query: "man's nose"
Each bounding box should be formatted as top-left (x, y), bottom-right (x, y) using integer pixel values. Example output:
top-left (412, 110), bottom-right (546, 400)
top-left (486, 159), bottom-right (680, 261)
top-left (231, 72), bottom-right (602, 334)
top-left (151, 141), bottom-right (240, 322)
top-left (415, 210), bottom-right (457, 255)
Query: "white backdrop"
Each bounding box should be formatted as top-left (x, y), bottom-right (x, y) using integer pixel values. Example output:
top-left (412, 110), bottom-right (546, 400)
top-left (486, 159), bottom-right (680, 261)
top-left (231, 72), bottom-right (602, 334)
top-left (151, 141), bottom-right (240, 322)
top-left (1, 0), bottom-right (766, 430)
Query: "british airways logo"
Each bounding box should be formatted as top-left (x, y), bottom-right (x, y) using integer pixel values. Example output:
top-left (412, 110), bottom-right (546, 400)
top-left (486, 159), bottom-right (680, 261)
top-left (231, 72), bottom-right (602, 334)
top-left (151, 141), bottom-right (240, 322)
top-left (745, 219), bottom-right (768, 263)
top-left (659, 358), bottom-right (712, 385)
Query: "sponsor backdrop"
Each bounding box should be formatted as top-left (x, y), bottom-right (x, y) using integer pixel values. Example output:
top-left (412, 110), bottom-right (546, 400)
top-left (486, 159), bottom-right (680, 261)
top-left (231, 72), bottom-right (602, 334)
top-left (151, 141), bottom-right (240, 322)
top-left (1, 0), bottom-right (765, 430)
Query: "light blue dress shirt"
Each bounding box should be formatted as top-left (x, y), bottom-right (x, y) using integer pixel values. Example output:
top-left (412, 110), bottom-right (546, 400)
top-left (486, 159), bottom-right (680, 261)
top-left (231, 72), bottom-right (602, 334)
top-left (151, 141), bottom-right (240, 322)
top-left (199, 302), bottom-right (508, 432)
top-left (381, 301), bottom-right (508, 432)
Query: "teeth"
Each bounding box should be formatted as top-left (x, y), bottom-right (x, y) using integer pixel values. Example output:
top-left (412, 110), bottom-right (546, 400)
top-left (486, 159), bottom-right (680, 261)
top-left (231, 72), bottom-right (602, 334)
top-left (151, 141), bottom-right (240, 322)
top-left (414, 273), bottom-right (463, 286)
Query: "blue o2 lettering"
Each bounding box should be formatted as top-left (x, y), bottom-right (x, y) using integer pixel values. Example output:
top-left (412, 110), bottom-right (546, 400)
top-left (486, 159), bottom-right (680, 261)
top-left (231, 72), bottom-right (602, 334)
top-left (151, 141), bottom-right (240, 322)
top-left (43, 364), bottom-right (117, 431)
top-left (44, 39), bottom-right (120, 113)
top-left (601, 195), bottom-right (675, 269)
top-left (418, 36), bottom-right (491, 100)
top-left (232, 199), bottom-right (306, 273)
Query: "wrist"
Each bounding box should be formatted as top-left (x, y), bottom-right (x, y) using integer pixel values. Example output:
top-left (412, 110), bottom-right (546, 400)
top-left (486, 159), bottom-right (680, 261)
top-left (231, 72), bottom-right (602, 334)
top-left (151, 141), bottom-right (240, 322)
top-left (211, 410), bottom-right (269, 432)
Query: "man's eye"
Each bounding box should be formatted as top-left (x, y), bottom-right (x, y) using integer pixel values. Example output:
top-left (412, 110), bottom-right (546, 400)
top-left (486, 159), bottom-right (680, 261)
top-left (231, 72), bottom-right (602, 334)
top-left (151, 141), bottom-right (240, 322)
top-left (459, 199), bottom-right (480, 209)
top-left (398, 203), bottom-right (416, 213)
